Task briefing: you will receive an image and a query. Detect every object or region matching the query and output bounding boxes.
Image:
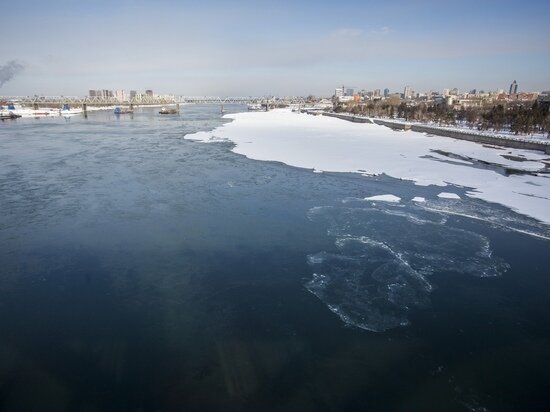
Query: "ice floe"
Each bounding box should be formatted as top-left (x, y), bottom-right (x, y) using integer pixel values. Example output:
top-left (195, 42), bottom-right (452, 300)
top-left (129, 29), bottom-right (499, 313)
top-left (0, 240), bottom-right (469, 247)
top-left (364, 194), bottom-right (401, 202)
top-left (437, 192), bottom-right (461, 199)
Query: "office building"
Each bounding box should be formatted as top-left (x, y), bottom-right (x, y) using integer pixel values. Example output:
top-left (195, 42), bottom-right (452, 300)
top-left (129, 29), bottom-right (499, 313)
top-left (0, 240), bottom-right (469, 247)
top-left (509, 80), bottom-right (518, 94)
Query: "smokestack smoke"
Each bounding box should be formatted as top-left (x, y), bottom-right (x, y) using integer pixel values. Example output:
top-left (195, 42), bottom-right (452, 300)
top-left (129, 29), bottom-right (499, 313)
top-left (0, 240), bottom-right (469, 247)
top-left (0, 60), bottom-right (24, 88)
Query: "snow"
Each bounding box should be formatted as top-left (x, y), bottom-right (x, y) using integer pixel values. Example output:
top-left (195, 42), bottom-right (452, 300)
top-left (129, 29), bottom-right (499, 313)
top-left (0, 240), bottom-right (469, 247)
top-left (412, 197), bottom-right (426, 202)
top-left (380, 117), bottom-right (550, 144)
top-left (185, 109), bottom-right (550, 224)
top-left (364, 194), bottom-right (401, 203)
top-left (437, 192), bottom-right (461, 199)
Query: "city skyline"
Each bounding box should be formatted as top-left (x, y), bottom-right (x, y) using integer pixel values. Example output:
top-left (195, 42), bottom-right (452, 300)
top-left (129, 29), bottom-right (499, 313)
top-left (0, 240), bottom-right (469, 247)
top-left (1, 0), bottom-right (549, 96)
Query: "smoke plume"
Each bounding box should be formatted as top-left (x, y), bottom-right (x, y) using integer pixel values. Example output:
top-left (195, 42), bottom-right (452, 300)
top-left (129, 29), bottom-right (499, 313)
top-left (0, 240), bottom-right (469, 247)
top-left (0, 60), bottom-right (24, 88)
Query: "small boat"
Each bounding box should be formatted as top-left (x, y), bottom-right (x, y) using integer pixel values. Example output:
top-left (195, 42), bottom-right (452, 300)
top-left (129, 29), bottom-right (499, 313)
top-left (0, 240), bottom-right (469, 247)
top-left (59, 103), bottom-right (83, 116)
top-left (159, 107), bottom-right (178, 115)
top-left (114, 107), bottom-right (134, 115)
top-left (0, 112), bottom-right (22, 120)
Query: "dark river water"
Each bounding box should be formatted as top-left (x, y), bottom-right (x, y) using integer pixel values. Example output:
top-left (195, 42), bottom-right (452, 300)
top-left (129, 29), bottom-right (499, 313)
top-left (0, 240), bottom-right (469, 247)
top-left (1, 106), bottom-right (549, 411)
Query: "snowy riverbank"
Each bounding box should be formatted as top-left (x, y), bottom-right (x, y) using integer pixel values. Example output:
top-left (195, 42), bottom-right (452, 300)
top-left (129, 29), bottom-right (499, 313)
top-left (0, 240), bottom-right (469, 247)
top-left (185, 109), bottom-right (550, 225)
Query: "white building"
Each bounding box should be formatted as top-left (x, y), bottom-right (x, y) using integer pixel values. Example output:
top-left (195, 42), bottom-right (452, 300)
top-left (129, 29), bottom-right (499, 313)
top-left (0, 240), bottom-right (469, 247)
top-left (403, 85), bottom-right (412, 99)
top-left (115, 89), bottom-right (126, 102)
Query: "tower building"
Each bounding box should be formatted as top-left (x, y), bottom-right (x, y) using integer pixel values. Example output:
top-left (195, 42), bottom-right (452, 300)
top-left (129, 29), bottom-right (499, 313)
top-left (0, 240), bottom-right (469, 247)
top-left (509, 80), bottom-right (518, 94)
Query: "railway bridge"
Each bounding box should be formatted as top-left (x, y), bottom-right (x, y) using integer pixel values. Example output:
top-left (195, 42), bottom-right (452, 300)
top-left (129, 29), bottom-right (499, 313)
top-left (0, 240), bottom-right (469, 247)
top-left (1, 95), bottom-right (307, 108)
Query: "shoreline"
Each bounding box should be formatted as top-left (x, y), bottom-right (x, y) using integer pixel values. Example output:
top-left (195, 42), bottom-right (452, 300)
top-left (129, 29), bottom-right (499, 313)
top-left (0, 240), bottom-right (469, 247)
top-left (187, 109), bottom-right (550, 227)
top-left (318, 112), bottom-right (550, 154)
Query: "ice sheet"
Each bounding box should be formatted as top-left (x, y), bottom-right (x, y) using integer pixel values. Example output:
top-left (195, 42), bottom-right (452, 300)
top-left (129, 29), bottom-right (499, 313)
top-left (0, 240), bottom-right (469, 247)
top-left (186, 110), bottom-right (550, 224)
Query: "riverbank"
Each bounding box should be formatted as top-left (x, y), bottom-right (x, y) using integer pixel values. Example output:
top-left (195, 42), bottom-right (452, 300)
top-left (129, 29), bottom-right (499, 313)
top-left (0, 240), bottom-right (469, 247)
top-left (319, 112), bottom-right (550, 154)
top-left (0, 103), bottom-right (182, 118)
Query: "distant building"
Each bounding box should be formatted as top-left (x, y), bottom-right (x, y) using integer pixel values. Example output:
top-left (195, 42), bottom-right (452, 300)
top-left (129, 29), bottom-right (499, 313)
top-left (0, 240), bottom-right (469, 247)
top-left (115, 89), bottom-right (126, 102)
top-left (130, 90), bottom-right (137, 99)
top-left (345, 88), bottom-right (355, 96)
top-left (450, 88), bottom-right (459, 96)
top-left (334, 87), bottom-right (344, 98)
top-left (145, 89), bottom-right (154, 97)
top-left (509, 80), bottom-right (518, 94)
top-left (442, 88), bottom-right (450, 96)
top-left (537, 91), bottom-right (550, 108)
top-left (89, 90), bottom-right (97, 97)
top-left (403, 85), bottom-right (412, 99)
top-left (373, 89), bottom-right (381, 98)
top-left (509, 92), bottom-right (537, 101)
top-left (383, 88), bottom-right (389, 97)
top-left (337, 95), bottom-right (356, 103)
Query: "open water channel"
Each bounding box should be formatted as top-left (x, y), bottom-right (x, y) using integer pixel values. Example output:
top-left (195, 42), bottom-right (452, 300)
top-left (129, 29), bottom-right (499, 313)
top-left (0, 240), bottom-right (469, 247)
top-left (1, 106), bottom-right (549, 411)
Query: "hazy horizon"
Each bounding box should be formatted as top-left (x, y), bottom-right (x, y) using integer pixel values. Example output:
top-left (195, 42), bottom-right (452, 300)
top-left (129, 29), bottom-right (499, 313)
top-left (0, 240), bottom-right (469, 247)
top-left (1, 0), bottom-right (549, 96)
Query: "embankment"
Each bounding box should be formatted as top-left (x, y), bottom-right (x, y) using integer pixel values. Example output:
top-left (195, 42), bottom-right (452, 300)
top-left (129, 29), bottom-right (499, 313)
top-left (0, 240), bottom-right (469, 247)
top-left (319, 112), bottom-right (550, 154)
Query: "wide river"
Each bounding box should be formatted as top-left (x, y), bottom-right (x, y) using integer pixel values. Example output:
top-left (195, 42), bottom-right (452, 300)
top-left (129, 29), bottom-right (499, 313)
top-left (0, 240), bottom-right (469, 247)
top-left (1, 106), bottom-right (549, 411)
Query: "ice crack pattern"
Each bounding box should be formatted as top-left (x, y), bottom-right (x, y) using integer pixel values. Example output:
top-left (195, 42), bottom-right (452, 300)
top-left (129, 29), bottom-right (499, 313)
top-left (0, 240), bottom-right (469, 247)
top-left (306, 198), bottom-right (511, 332)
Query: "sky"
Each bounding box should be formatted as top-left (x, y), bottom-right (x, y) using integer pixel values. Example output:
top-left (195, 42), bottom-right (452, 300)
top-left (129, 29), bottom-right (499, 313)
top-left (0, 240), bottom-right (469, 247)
top-left (1, 0), bottom-right (549, 96)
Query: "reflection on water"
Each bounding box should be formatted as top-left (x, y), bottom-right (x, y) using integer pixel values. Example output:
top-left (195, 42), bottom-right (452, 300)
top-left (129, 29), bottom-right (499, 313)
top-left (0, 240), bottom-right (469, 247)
top-left (1, 106), bottom-right (550, 411)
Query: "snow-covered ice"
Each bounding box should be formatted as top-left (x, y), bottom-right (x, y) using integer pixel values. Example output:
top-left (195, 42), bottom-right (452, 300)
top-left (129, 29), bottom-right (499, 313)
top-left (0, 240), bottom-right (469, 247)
top-left (412, 197), bottom-right (426, 202)
top-left (437, 192), bottom-right (461, 199)
top-left (364, 194), bottom-right (401, 203)
top-left (186, 109), bottom-right (550, 224)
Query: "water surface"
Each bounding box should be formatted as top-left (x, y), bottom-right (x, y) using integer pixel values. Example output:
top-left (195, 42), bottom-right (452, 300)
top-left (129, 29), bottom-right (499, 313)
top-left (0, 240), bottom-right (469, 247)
top-left (1, 106), bottom-right (549, 411)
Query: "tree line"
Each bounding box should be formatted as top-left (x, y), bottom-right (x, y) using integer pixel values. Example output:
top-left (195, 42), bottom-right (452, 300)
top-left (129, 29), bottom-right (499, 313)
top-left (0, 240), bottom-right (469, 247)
top-left (334, 100), bottom-right (550, 137)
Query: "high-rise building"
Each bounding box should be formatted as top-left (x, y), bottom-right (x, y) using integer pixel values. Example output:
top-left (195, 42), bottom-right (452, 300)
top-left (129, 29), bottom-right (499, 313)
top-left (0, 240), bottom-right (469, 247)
top-left (383, 88), bottom-right (390, 97)
top-left (404, 85), bottom-right (412, 99)
top-left (89, 90), bottom-right (97, 97)
top-left (345, 88), bottom-right (355, 96)
top-left (130, 90), bottom-right (137, 99)
top-left (115, 89), bottom-right (126, 102)
top-left (334, 86), bottom-right (344, 98)
top-left (509, 80), bottom-right (518, 94)
top-left (373, 89), bottom-right (381, 98)
top-left (145, 89), bottom-right (154, 97)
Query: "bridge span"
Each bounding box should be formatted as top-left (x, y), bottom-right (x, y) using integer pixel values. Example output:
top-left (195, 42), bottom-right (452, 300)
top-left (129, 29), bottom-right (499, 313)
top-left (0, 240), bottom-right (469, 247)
top-left (1, 95), bottom-right (307, 107)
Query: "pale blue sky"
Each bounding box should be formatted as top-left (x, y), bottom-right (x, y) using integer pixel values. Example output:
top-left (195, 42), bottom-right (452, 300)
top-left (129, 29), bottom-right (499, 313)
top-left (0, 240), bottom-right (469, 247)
top-left (1, 0), bottom-right (549, 96)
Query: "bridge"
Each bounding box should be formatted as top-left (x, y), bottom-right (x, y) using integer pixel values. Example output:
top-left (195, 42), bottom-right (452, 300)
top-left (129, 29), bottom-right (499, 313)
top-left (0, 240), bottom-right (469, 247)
top-left (0, 95), bottom-right (308, 107)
